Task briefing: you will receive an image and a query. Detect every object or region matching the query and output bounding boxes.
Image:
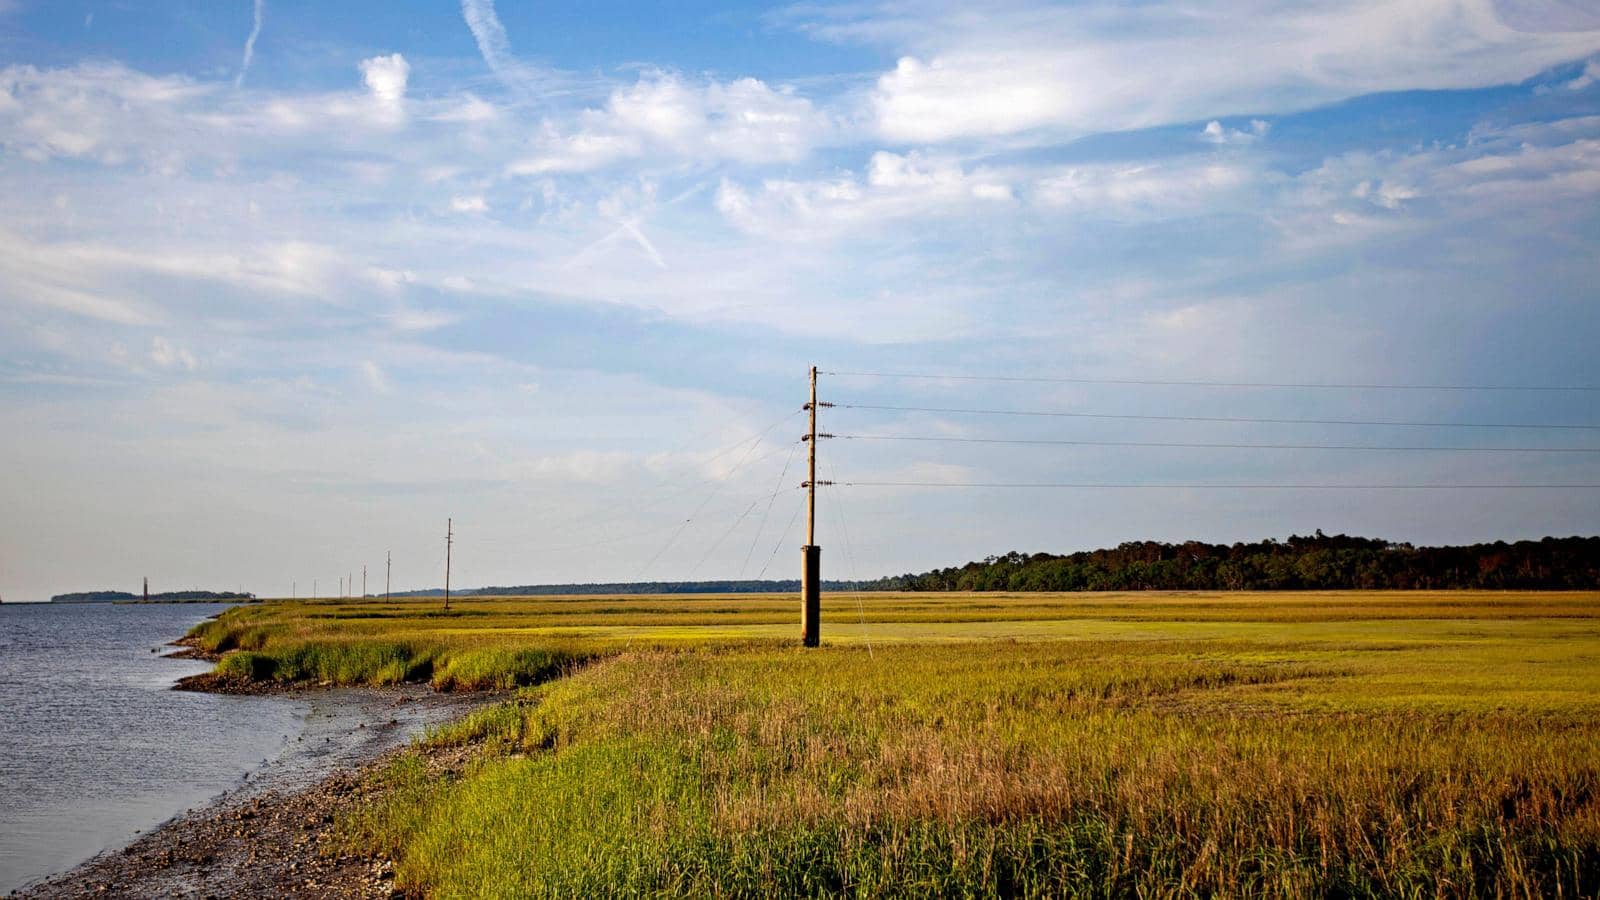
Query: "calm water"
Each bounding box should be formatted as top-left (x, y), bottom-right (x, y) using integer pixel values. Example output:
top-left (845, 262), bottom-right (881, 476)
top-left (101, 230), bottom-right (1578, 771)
top-left (0, 603), bottom-right (303, 894)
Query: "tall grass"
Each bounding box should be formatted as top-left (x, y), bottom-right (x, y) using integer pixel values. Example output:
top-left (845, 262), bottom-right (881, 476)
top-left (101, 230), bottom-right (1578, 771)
top-left (347, 641), bottom-right (1600, 897)
top-left (193, 591), bottom-right (1600, 896)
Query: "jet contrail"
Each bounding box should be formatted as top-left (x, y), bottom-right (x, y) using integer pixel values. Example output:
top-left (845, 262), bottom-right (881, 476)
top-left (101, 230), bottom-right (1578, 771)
top-left (234, 0), bottom-right (265, 88)
top-left (460, 0), bottom-right (546, 99)
top-left (461, 0), bottom-right (514, 81)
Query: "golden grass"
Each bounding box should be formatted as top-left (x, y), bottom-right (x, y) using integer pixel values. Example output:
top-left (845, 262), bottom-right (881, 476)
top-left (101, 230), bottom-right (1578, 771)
top-left (190, 591), bottom-right (1600, 896)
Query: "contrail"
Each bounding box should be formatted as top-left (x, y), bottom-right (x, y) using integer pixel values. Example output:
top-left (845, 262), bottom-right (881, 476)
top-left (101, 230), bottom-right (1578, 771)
top-left (461, 0), bottom-right (515, 82)
top-left (234, 0), bottom-right (265, 89)
top-left (621, 219), bottom-right (668, 270)
top-left (460, 0), bottom-right (542, 98)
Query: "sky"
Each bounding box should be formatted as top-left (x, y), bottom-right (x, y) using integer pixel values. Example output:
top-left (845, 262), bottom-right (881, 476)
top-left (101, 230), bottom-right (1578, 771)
top-left (2, 0), bottom-right (1599, 600)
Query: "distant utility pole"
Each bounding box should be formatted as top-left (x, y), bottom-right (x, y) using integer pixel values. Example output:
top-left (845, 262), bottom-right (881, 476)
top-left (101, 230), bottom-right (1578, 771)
top-left (444, 518), bottom-right (453, 611)
top-left (385, 550), bottom-right (391, 600)
top-left (339, 575), bottom-right (343, 599)
top-left (293, 581), bottom-right (297, 601)
top-left (143, 577), bottom-right (149, 603)
top-left (362, 565), bottom-right (367, 600)
top-left (313, 579), bottom-right (317, 600)
top-left (801, 365), bottom-right (833, 647)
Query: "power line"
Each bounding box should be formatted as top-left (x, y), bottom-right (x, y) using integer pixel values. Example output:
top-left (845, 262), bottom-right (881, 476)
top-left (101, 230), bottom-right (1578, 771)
top-left (756, 493), bottom-right (805, 580)
top-left (838, 398), bottom-right (1600, 432)
top-left (741, 444), bottom-right (800, 577)
top-left (840, 481), bottom-right (1600, 490)
top-left (541, 406), bottom-right (806, 536)
top-left (838, 434), bottom-right (1600, 453)
top-left (634, 435), bottom-right (802, 580)
top-left (687, 485), bottom-right (801, 580)
top-left (822, 370), bottom-right (1600, 392)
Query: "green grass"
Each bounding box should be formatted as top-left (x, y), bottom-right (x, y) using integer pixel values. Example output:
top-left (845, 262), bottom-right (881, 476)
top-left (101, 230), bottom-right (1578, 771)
top-left (194, 591), bottom-right (1600, 897)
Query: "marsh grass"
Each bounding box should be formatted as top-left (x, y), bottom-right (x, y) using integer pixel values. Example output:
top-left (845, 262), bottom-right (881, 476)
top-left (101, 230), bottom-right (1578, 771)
top-left (196, 591), bottom-right (1600, 896)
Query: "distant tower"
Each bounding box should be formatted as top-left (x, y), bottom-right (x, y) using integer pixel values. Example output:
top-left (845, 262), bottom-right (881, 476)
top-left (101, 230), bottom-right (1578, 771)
top-left (143, 577), bottom-right (149, 603)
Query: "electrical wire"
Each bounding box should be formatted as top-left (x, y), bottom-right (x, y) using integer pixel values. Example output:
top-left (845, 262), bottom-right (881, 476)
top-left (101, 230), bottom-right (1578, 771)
top-left (687, 485), bottom-right (801, 580)
top-left (537, 406), bottom-right (806, 537)
top-left (740, 443), bottom-right (800, 577)
top-left (634, 436), bottom-right (801, 579)
top-left (837, 434), bottom-right (1600, 453)
top-left (835, 403), bottom-right (1600, 432)
top-left (756, 493), bottom-right (805, 580)
top-left (840, 481), bottom-right (1600, 490)
top-left (824, 463), bottom-right (872, 658)
top-left (822, 370), bottom-right (1600, 392)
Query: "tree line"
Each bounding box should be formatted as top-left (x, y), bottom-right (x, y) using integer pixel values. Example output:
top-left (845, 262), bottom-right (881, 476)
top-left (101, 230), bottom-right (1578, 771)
top-left (857, 533), bottom-right (1600, 592)
top-left (51, 590), bottom-right (256, 603)
top-left (390, 579), bottom-right (868, 598)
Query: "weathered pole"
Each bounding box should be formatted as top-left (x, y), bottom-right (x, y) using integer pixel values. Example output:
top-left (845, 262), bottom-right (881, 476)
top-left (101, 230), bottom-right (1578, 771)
top-left (801, 365), bottom-right (821, 646)
top-left (362, 565), bottom-right (367, 600)
top-left (386, 550), bottom-right (391, 600)
top-left (444, 518), bottom-right (453, 611)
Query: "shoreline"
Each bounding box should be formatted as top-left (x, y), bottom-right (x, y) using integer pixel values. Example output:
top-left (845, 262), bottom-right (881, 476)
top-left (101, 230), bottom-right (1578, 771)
top-left (12, 684), bottom-right (493, 899)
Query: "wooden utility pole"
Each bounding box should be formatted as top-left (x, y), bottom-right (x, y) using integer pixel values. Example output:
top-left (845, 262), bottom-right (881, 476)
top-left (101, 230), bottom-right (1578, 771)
top-left (362, 565), bottom-right (367, 599)
top-left (385, 550), bottom-right (391, 600)
top-left (801, 365), bottom-right (831, 647)
top-left (143, 577), bottom-right (148, 603)
top-left (444, 518), bottom-right (453, 611)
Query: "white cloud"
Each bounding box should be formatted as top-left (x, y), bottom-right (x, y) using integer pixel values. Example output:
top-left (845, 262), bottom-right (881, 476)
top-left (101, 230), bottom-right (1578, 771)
top-left (149, 336), bottom-right (198, 371)
top-left (450, 194), bottom-right (489, 214)
top-left (1565, 59), bottom-right (1600, 89)
top-left (0, 63), bottom-right (211, 164)
top-left (359, 53), bottom-right (409, 120)
top-left (717, 150), bottom-right (1013, 238)
top-left (849, 1), bottom-right (1600, 143)
top-left (383, 309), bottom-right (458, 332)
top-left (360, 359), bottom-right (390, 393)
top-left (1201, 119), bottom-right (1270, 144)
top-left (507, 72), bottom-right (826, 174)
top-left (1033, 159), bottom-right (1257, 215)
top-left (433, 93), bottom-right (499, 123)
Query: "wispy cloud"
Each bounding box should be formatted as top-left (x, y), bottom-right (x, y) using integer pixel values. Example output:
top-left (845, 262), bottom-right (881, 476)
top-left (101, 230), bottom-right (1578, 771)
top-left (149, 336), bottom-right (197, 371)
top-left (234, 0), bottom-right (265, 89)
top-left (360, 359), bottom-right (390, 393)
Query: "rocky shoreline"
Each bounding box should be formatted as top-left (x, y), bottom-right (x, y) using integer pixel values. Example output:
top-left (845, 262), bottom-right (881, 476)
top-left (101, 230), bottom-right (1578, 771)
top-left (13, 686), bottom-right (491, 899)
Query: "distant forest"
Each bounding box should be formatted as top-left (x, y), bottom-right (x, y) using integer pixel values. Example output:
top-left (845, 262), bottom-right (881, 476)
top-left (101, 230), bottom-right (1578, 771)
top-left (859, 533), bottom-right (1600, 592)
top-left (50, 590), bottom-right (256, 603)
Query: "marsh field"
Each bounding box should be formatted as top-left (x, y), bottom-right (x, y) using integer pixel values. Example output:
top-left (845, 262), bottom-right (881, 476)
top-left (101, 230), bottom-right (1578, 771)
top-left (185, 591), bottom-right (1600, 897)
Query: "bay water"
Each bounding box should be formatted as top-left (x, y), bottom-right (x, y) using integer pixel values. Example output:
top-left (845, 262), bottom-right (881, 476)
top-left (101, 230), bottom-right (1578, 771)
top-left (0, 602), bottom-right (302, 893)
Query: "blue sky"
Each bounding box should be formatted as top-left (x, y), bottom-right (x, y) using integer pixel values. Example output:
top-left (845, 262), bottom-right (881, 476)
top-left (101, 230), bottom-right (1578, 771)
top-left (2, 0), bottom-right (1599, 599)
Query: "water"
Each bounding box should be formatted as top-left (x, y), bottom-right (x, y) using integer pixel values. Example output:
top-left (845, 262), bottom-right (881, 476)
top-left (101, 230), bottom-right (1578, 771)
top-left (0, 603), bottom-right (302, 894)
